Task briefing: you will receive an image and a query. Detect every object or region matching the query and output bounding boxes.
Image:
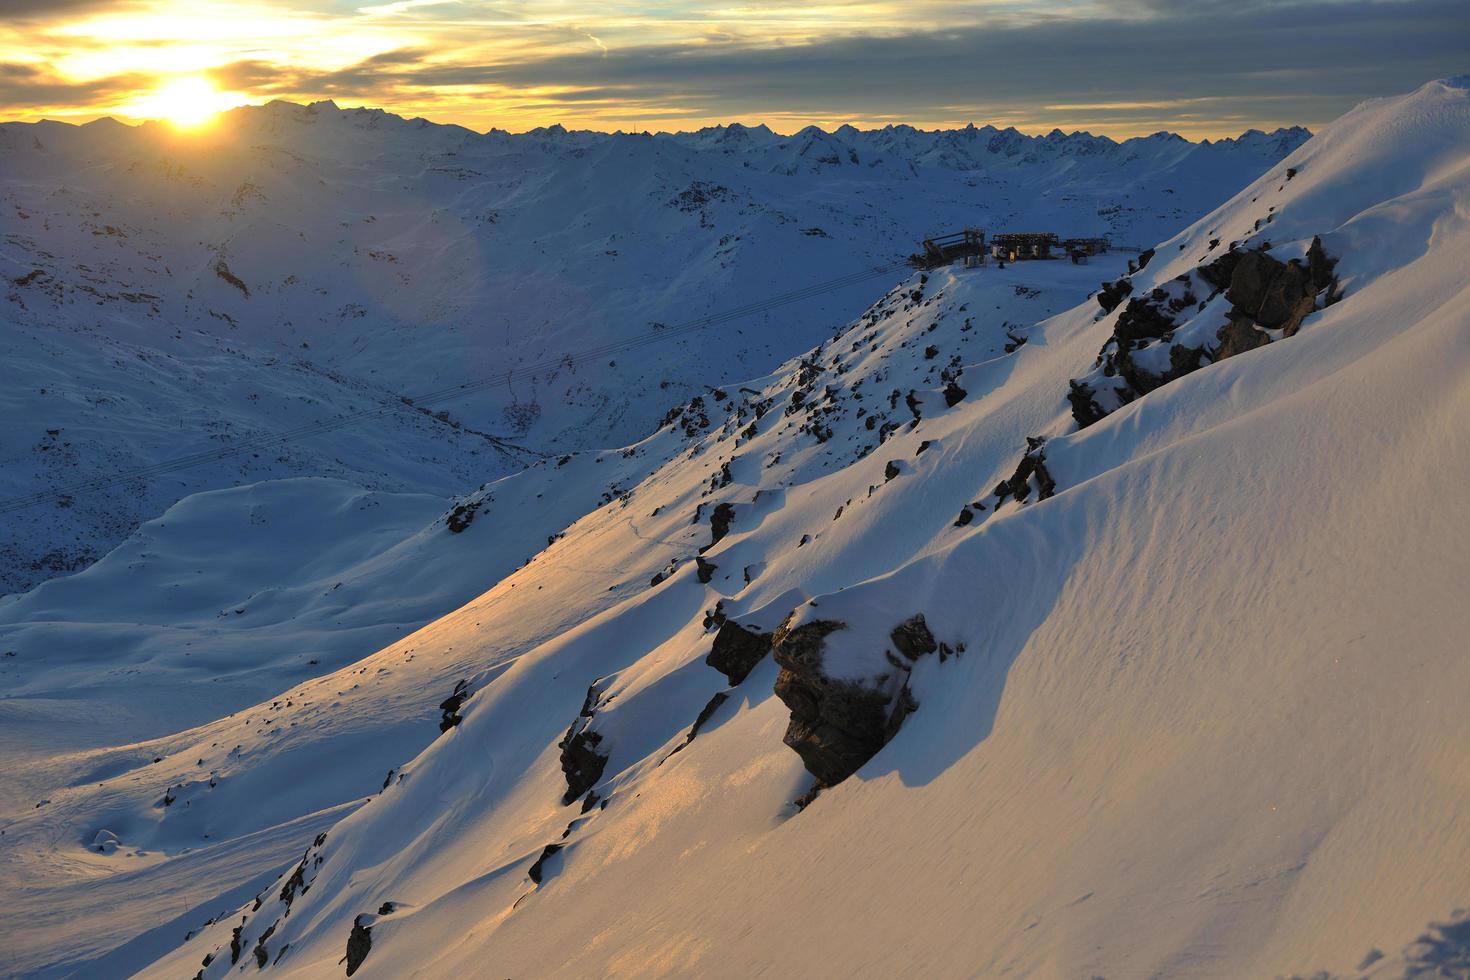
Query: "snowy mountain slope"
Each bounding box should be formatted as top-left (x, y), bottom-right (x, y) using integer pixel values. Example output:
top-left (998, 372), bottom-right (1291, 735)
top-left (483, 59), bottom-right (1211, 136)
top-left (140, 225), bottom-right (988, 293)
top-left (74, 77), bottom-right (1467, 978)
top-left (0, 102), bottom-right (1305, 593)
top-left (0, 254), bottom-right (1127, 975)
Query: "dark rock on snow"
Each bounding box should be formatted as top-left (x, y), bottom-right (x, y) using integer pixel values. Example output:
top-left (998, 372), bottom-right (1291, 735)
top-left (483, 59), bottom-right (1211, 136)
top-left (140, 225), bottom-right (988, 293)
top-left (558, 717), bottom-right (608, 805)
top-left (771, 613), bottom-right (938, 789)
top-left (528, 843), bottom-right (563, 884)
top-left (344, 915), bottom-right (373, 977)
top-left (704, 620), bottom-right (772, 686)
top-left (700, 502), bottom-right (736, 553)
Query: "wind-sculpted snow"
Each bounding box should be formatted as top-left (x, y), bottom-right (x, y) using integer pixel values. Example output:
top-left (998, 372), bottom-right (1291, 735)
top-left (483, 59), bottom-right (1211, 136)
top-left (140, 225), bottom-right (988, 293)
top-left (0, 100), bottom-right (1304, 593)
top-left (7, 80), bottom-right (1470, 979)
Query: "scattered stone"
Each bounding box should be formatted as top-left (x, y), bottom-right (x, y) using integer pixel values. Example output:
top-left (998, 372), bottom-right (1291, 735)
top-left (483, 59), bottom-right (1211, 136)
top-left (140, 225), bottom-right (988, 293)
top-left (994, 445), bottom-right (1056, 504)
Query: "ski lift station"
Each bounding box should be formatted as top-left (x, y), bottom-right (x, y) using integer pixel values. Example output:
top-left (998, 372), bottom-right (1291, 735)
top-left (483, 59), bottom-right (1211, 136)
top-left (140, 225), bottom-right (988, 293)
top-left (911, 229), bottom-right (1112, 268)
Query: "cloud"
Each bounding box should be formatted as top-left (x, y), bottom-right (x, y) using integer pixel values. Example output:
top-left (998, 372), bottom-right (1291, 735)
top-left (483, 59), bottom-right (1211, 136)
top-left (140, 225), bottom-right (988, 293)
top-left (0, 62), bottom-right (148, 110)
top-left (3, 0), bottom-right (1466, 135)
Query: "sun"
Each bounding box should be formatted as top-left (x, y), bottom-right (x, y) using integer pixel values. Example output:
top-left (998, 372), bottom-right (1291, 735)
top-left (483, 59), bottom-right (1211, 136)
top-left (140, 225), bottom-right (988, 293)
top-left (134, 77), bottom-right (239, 129)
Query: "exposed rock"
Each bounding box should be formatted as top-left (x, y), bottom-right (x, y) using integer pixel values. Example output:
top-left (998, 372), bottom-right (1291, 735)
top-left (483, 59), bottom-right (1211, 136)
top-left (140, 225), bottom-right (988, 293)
top-left (1306, 235), bottom-right (1337, 291)
top-left (884, 460), bottom-right (901, 481)
top-left (1215, 313), bottom-right (1270, 359)
top-left (666, 691), bottom-right (730, 760)
top-left (528, 843), bottom-right (563, 884)
top-left (700, 502), bottom-right (736, 553)
top-left (1096, 277), bottom-right (1133, 313)
top-left (445, 499), bottom-right (481, 533)
top-left (771, 613), bottom-right (938, 788)
top-left (438, 679), bottom-right (469, 733)
top-left (1113, 291), bottom-right (1176, 343)
top-left (557, 717), bottom-right (607, 805)
top-left (344, 915), bottom-right (372, 977)
top-left (943, 380), bottom-right (968, 406)
top-left (704, 620), bottom-right (772, 685)
top-left (695, 556), bottom-right (717, 584)
top-left (253, 923), bottom-right (276, 968)
top-left (1198, 247), bottom-right (1242, 292)
top-left (889, 615), bottom-right (937, 661)
top-left (1068, 379), bottom-right (1108, 430)
top-left (994, 446), bottom-right (1056, 504)
top-left (1072, 237), bottom-right (1339, 430)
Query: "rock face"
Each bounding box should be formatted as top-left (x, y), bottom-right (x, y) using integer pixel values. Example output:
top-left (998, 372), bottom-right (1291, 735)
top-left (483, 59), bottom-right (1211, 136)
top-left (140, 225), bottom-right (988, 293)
top-left (558, 683), bottom-right (609, 805)
top-left (1069, 236), bottom-right (1340, 430)
top-left (704, 620), bottom-right (773, 686)
top-left (700, 502), bottom-right (736, 553)
top-left (771, 613), bottom-right (938, 788)
top-left (1096, 277), bottom-right (1133, 313)
top-left (344, 916), bottom-right (373, 977)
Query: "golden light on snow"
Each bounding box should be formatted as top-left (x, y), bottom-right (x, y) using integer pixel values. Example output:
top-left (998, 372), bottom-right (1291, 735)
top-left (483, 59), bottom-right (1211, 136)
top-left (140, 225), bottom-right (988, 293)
top-left (126, 77), bottom-right (242, 129)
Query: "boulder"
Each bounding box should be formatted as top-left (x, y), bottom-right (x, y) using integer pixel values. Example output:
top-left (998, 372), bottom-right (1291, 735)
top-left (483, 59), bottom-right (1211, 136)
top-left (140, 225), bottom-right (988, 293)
top-left (1255, 259), bottom-right (1313, 330)
top-left (771, 614), bottom-right (938, 788)
top-left (1226, 249), bottom-right (1286, 316)
top-left (705, 620), bottom-right (772, 685)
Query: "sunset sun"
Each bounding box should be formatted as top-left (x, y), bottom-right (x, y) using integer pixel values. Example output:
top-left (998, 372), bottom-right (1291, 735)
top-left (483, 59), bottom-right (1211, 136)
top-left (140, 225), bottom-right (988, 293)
top-left (134, 76), bottom-right (238, 128)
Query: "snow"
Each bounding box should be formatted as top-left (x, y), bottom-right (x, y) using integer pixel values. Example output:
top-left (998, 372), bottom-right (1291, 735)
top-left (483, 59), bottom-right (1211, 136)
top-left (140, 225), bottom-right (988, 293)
top-left (4, 78), bottom-right (1468, 979)
top-left (0, 102), bottom-right (1304, 594)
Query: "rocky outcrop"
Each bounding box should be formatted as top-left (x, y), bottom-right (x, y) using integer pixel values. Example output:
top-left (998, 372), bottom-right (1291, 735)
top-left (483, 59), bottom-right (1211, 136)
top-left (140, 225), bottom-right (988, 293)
top-left (700, 502), bottom-right (736, 553)
top-left (558, 683), bottom-right (609, 805)
top-left (1096, 277), bottom-right (1133, 313)
top-left (704, 620), bottom-right (772, 686)
top-left (772, 613), bottom-right (938, 788)
top-left (438, 679), bottom-right (469, 733)
top-left (528, 843), bottom-right (563, 884)
top-left (1069, 237), bottom-right (1340, 430)
top-left (994, 440), bottom-right (1056, 505)
top-left (344, 915), bottom-right (373, 977)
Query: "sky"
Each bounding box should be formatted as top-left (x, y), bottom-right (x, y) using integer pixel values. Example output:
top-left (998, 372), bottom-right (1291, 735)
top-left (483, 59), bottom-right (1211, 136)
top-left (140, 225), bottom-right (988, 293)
top-left (1, 0), bottom-right (1466, 138)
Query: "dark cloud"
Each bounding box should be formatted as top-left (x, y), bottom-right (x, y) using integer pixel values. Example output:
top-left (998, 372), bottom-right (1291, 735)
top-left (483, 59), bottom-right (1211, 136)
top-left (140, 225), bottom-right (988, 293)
top-left (255, 0), bottom-right (1462, 131)
top-left (0, 63), bottom-right (147, 111)
top-left (0, 0), bottom-right (130, 19)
